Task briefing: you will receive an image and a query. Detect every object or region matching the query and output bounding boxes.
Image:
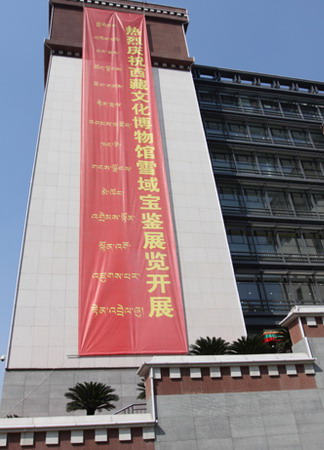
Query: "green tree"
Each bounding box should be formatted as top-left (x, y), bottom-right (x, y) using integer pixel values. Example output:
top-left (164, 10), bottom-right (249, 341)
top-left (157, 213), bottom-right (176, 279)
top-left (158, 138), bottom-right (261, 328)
top-left (229, 335), bottom-right (271, 354)
top-left (189, 336), bottom-right (230, 355)
top-left (64, 381), bottom-right (119, 416)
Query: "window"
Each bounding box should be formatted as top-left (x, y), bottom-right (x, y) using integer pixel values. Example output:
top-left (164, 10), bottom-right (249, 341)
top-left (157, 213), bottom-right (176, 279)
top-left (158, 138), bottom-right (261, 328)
top-left (235, 152), bottom-right (257, 173)
top-left (281, 102), bottom-right (300, 118)
top-left (312, 193), bottom-right (324, 214)
top-left (243, 187), bottom-right (266, 211)
top-left (199, 89), bottom-right (216, 104)
top-left (262, 99), bottom-right (281, 115)
top-left (228, 122), bottom-right (248, 140)
top-left (267, 190), bottom-right (292, 215)
top-left (253, 230), bottom-right (276, 254)
top-left (241, 96), bottom-right (261, 113)
top-left (277, 230), bottom-right (300, 255)
top-left (280, 158), bottom-right (301, 177)
top-left (290, 192), bottom-right (312, 215)
top-left (218, 186), bottom-right (242, 209)
top-left (258, 155), bottom-right (280, 175)
top-left (220, 94), bottom-right (240, 110)
top-left (291, 129), bottom-right (311, 146)
top-left (211, 152), bottom-right (234, 171)
top-left (249, 124), bottom-right (270, 142)
top-left (236, 277), bottom-right (262, 301)
top-left (310, 131), bottom-right (324, 149)
top-left (263, 276), bottom-right (287, 304)
top-left (302, 232), bottom-right (324, 256)
top-left (270, 126), bottom-right (290, 144)
top-left (206, 120), bottom-right (226, 136)
top-left (227, 228), bottom-right (251, 253)
top-left (300, 104), bottom-right (320, 120)
top-left (288, 276), bottom-right (314, 303)
top-left (301, 159), bottom-right (321, 178)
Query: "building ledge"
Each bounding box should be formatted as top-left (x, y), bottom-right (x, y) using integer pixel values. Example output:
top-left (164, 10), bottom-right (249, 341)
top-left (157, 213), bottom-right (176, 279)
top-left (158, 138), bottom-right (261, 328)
top-left (137, 353), bottom-right (315, 377)
top-left (0, 413), bottom-right (155, 433)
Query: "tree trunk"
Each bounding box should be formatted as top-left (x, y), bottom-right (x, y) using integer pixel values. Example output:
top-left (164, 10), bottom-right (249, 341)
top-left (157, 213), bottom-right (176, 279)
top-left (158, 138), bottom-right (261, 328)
top-left (86, 409), bottom-right (95, 415)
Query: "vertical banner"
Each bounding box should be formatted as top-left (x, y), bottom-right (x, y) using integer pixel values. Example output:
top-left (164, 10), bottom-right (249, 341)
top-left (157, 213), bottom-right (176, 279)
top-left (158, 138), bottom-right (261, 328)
top-left (79, 7), bottom-right (188, 354)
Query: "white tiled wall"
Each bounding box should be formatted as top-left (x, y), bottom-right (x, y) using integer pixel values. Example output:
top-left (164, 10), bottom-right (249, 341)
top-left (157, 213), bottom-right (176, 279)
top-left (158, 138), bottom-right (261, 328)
top-left (8, 57), bottom-right (245, 370)
top-left (153, 68), bottom-right (246, 342)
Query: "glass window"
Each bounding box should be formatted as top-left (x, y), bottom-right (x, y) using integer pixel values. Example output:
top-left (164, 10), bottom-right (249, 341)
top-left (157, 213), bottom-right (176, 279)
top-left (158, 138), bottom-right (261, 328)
top-left (319, 106), bottom-right (324, 120)
top-left (249, 124), bottom-right (270, 142)
top-left (302, 232), bottom-right (324, 256)
top-left (316, 278), bottom-right (324, 300)
top-left (280, 158), bottom-right (301, 177)
top-left (228, 122), bottom-right (248, 140)
top-left (262, 99), bottom-right (281, 115)
top-left (288, 276), bottom-right (314, 303)
top-left (220, 94), bottom-right (240, 110)
top-left (211, 152), bottom-right (234, 172)
top-left (218, 186), bottom-right (242, 209)
top-left (253, 230), bottom-right (276, 254)
top-left (291, 192), bottom-right (312, 214)
top-left (258, 154), bottom-right (280, 175)
top-left (241, 96), bottom-right (261, 113)
top-left (301, 159), bottom-right (321, 178)
top-left (270, 127), bottom-right (290, 144)
top-left (300, 104), bottom-right (320, 120)
top-left (281, 102), bottom-right (301, 118)
top-left (206, 120), bottom-right (226, 136)
top-left (278, 230), bottom-right (300, 255)
top-left (237, 281), bottom-right (261, 301)
top-left (227, 228), bottom-right (251, 253)
top-left (310, 132), bottom-right (324, 149)
top-left (243, 188), bottom-right (266, 211)
top-left (263, 279), bottom-right (287, 303)
top-left (235, 152), bottom-right (257, 173)
top-left (199, 90), bottom-right (216, 104)
top-left (267, 190), bottom-right (292, 215)
top-left (312, 193), bottom-right (324, 214)
top-left (291, 129), bottom-right (311, 146)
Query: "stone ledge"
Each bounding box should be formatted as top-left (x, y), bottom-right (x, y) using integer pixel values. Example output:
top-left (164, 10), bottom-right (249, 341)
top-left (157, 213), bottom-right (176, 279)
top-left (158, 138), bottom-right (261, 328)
top-left (138, 353), bottom-right (315, 378)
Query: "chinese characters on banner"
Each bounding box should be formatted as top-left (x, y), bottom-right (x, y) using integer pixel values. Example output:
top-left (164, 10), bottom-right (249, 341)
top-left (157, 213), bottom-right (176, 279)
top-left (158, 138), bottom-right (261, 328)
top-left (79, 7), bottom-right (188, 354)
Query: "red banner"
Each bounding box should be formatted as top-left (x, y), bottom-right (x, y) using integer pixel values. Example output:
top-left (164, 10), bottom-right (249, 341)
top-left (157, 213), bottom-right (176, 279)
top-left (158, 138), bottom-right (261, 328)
top-left (79, 7), bottom-right (188, 355)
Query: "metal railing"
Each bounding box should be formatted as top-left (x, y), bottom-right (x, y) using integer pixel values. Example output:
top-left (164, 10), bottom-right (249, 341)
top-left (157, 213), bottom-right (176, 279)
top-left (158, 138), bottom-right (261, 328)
top-left (114, 403), bottom-right (146, 415)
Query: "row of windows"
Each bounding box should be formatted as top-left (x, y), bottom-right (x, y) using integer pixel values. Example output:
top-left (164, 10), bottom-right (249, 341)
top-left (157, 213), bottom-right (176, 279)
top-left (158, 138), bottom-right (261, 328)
top-left (227, 226), bottom-right (324, 263)
top-left (236, 273), bottom-right (324, 313)
top-left (204, 118), bottom-right (324, 149)
top-left (198, 90), bottom-right (324, 122)
top-left (218, 184), bottom-right (324, 219)
top-left (211, 149), bottom-right (324, 180)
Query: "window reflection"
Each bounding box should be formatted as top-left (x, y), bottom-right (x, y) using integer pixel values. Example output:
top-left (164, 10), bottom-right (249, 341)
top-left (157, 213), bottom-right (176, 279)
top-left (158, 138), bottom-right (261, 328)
top-left (280, 158), bottom-right (300, 177)
top-left (281, 102), bottom-right (300, 118)
top-left (258, 155), bottom-right (280, 175)
top-left (236, 273), bottom-right (324, 312)
top-left (267, 190), bottom-right (292, 215)
top-left (262, 100), bottom-right (281, 115)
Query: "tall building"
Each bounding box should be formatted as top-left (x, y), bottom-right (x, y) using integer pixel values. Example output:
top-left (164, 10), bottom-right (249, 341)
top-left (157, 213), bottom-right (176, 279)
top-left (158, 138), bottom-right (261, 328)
top-left (2, 2), bottom-right (324, 449)
top-left (193, 66), bottom-right (324, 332)
top-left (1, 0), bottom-right (246, 417)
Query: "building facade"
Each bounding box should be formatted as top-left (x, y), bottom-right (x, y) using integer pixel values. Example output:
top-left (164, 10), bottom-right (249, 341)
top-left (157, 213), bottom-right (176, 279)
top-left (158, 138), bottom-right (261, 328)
top-left (193, 66), bottom-right (324, 331)
top-left (1, 0), bottom-right (246, 418)
top-left (2, 3), bottom-right (324, 447)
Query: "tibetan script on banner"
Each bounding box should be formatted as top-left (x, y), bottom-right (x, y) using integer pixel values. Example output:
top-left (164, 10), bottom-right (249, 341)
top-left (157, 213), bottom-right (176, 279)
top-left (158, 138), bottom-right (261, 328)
top-left (79, 7), bottom-right (188, 355)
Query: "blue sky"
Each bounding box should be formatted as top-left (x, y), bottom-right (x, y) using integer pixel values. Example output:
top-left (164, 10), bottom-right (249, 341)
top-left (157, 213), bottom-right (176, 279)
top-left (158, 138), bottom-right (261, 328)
top-left (0, 0), bottom-right (323, 397)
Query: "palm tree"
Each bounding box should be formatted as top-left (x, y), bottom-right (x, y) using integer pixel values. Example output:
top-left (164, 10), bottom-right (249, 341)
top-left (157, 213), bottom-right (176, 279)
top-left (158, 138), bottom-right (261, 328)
top-left (229, 335), bottom-right (271, 354)
top-left (136, 379), bottom-right (146, 400)
top-left (189, 336), bottom-right (230, 355)
top-left (64, 381), bottom-right (119, 416)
